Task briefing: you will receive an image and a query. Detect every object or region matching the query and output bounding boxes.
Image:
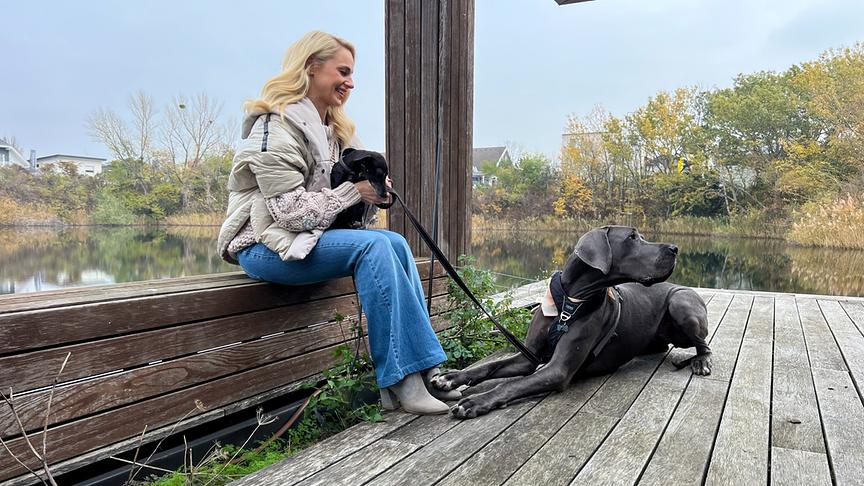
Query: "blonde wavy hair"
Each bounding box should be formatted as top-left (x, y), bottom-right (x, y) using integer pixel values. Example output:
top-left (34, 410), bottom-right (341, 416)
top-left (245, 31), bottom-right (356, 146)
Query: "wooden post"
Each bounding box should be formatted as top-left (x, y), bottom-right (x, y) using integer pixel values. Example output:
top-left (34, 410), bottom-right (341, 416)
top-left (385, 0), bottom-right (474, 261)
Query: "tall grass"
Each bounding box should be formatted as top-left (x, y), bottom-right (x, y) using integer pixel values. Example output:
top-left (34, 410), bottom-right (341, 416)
top-left (473, 210), bottom-right (787, 239)
top-left (789, 196), bottom-right (864, 250)
top-left (164, 212), bottom-right (225, 226)
top-left (647, 211), bottom-right (787, 239)
top-left (0, 197), bottom-right (62, 226)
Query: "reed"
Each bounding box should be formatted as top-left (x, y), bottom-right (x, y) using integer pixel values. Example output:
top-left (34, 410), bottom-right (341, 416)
top-left (789, 196), bottom-right (864, 250)
top-left (0, 197), bottom-right (62, 226)
top-left (164, 212), bottom-right (225, 226)
top-left (473, 212), bottom-right (787, 239)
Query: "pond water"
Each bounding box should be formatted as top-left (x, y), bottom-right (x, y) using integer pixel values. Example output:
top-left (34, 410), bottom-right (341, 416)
top-left (2, 226), bottom-right (863, 297)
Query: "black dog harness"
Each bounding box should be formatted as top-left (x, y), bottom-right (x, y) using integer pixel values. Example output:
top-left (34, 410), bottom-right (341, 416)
top-left (546, 271), bottom-right (623, 358)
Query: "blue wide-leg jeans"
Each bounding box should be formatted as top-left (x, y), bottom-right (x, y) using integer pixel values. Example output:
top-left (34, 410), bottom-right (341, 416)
top-left (236, 229), bottom-right (447, 388)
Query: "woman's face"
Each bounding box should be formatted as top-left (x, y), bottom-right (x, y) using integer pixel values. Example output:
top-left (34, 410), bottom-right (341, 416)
top-left (308, 47), bottom-right (355, 109)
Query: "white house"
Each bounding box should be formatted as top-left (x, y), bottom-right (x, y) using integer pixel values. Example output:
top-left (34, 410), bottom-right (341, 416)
top-left (472, 146), bottom-right (511, 186)
top-left (36, 154), bottom-right (107, 176)
top-left (0, 144), bottom-right (30, 170)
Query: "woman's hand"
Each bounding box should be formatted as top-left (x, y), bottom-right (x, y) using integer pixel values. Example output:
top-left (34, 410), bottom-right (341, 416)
top-left (355, 180), bottom-right (391, 206)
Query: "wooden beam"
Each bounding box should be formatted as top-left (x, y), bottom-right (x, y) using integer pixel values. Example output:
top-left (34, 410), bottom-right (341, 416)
top-left (385, 0), bottom-right (474, 261)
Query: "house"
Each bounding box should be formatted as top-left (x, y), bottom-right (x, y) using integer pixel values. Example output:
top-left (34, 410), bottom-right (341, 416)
top-left (0, 144), bottom-right (31, 170)
top-left (472, 146), bottom-right (511, 186)
top-left (36, 154), bottom-right (107, 176)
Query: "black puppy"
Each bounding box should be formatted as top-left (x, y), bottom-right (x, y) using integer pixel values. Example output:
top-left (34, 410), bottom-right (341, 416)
top-left (330, 148), bottom-right (394, 229)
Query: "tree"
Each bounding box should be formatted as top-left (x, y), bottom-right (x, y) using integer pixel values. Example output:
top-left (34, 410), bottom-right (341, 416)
top-left (162, 93), bottom-right (226, 169)
top-left (794, 44), bottom-right (864, 186)
top-left (627, 88), bottom-right (705, 176)
top-left (703, 70), bottom-right (828, 211)
top-left (553, 174), bottom-right (593, 218)
top-left (87, 90), bottom-right (157, 163)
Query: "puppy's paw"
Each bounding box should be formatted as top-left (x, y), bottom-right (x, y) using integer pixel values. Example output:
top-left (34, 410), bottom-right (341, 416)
top-left (691, 353), bottom-right (712, 376)
top-left (430, 371), bottom-right (465, 391)
top-left (450, 395), bottom-right (494, 420)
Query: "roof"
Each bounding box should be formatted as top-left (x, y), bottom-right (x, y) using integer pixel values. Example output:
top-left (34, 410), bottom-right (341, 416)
top-left (0, 144), bottom-right (30, 168)
top-left (472, 146), bottom-right (507, 170)
top-left (36, 154), bottom-right (107, 163)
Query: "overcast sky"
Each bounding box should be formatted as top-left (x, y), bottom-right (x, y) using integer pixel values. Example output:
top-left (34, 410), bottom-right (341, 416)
top-left (2, 0), bottom-right (863, 161)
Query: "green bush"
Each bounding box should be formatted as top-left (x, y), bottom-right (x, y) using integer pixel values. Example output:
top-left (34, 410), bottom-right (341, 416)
top-left (89, 193), bottom-right (136, 225)
top-left (439, 256), bottom-right (533, 369)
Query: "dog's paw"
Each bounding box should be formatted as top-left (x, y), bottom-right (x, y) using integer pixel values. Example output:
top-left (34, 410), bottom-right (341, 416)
top-left (430, 371), bottom-right (464, 391)
top-left (450, 395), bottom-right (494, 420)
top-left (691, 353), bottom-right (712, 376)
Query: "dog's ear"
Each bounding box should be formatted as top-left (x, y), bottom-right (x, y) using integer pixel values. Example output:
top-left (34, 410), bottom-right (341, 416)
top-left (575, 227), bottom-right (612, 274)
top-left (341, 148), bottom-right (358, 162)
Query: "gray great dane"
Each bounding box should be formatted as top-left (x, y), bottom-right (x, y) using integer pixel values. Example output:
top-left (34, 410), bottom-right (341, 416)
top-left (431, 226), bottom-right (712, 419)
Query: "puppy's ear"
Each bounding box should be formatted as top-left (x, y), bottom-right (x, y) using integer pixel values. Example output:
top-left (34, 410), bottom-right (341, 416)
top-left (341, 148), bottom-right (358, 162)
top-left (575, 227), bottom-right (612, 274)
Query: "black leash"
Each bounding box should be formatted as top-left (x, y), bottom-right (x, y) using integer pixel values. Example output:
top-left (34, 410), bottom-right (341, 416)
top-left (387, 189), bottom-right (542, 366)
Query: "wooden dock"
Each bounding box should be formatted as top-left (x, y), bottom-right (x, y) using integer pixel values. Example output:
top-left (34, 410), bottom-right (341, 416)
top-left (230, 288), bottom-right (864, 486)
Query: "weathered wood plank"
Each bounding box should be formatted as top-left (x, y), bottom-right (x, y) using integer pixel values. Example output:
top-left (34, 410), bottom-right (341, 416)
top-left (810, 368), bottom-right (864, 486)
top-left (704, 295), bottom-right (773, 486)
top-left (579, 354), bottom-right (666, 418)
top-left (636, 292), bottom-right (738, 486)
top-left (0, 343), bottom-right (357, 481)
top-left (504, 353), bottom-right (667, 486)
top-left (456, 0), bottom-right (473, 255)
top-left (2, 373), bottom-right (329, 486)
top-left (0, 261), bottom-right (442, 354)
top-left (840, 300), bottom-right (864, 335)
top-left (771, 294), bottom-right (826, 452)
top-left (637, 378), bottom-right (728, 486)
top-left (0, 277), bottom-right (449, 394)
top-left (437, 375), bottom-right (608, 486)
top-left (384, 411), bottom-right (461, 447)
top-left (0, 263), bottom-right (439, 315)
top-left (704, 293), bottom-right (754, 383)
top-left (0, 272), bottom-right (249, 314)
top-left (228, 411), bottom-right (418, 486)
top-left (444, 0), bottom-right (459, 260)
top-left (403, 0), bottom-right (422, 252)
top-left (385, 0), bottom-right (406, 237)
top-left (295, 439), bottom-right (419, 486)
top-left (770, 447), bottom-right (832, 486)
top-left (818, 299), bottom-right (864, 399)
top-left (420, 0), bottom-right (440, 245)
top-left (573, 292), bottom-right (731, 486)
top-left (368, 397), bottom-right (539, 485)
top-left (570, 363), bottom-right (691, 485)
top-left (797, 298), bottom-right (846, 371)
top-left (3, 297), bottom-right (455, 442)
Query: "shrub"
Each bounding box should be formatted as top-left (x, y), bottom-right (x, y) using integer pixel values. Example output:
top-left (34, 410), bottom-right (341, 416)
top-left (439, 256), bottom-right (533, 369)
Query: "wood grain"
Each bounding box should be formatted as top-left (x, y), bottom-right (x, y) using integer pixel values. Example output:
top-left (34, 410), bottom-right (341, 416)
top-left (704, 296), bottom-right (774, 486)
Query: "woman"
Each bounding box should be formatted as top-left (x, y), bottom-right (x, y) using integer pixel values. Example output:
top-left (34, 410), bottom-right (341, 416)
top-left (217, 31), bottom-right (457, 415)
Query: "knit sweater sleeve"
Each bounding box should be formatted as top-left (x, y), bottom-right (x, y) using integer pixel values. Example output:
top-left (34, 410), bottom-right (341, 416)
top-left (265, 181), bottom-right (361, 232)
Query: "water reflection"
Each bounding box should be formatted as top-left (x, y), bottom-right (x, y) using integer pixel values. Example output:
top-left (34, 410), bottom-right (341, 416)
top-left (470, 230), bottom-right (864, 297)
top-left (1, 227), bottom-right (862, 297)
top-left (0, 226), bottom-right (235, 294)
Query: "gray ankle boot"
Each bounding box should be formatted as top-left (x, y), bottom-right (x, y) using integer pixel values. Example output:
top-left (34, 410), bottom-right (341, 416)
top-left (380, 372), bottom-right (449, 415)
top-left (423, 367), bottom-right (462, 401)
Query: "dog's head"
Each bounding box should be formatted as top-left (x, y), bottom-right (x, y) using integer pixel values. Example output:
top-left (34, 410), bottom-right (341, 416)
top-left (563, 226), bottom-right (678, 289)
top-left (341, 148), bottom-right (390, 201)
